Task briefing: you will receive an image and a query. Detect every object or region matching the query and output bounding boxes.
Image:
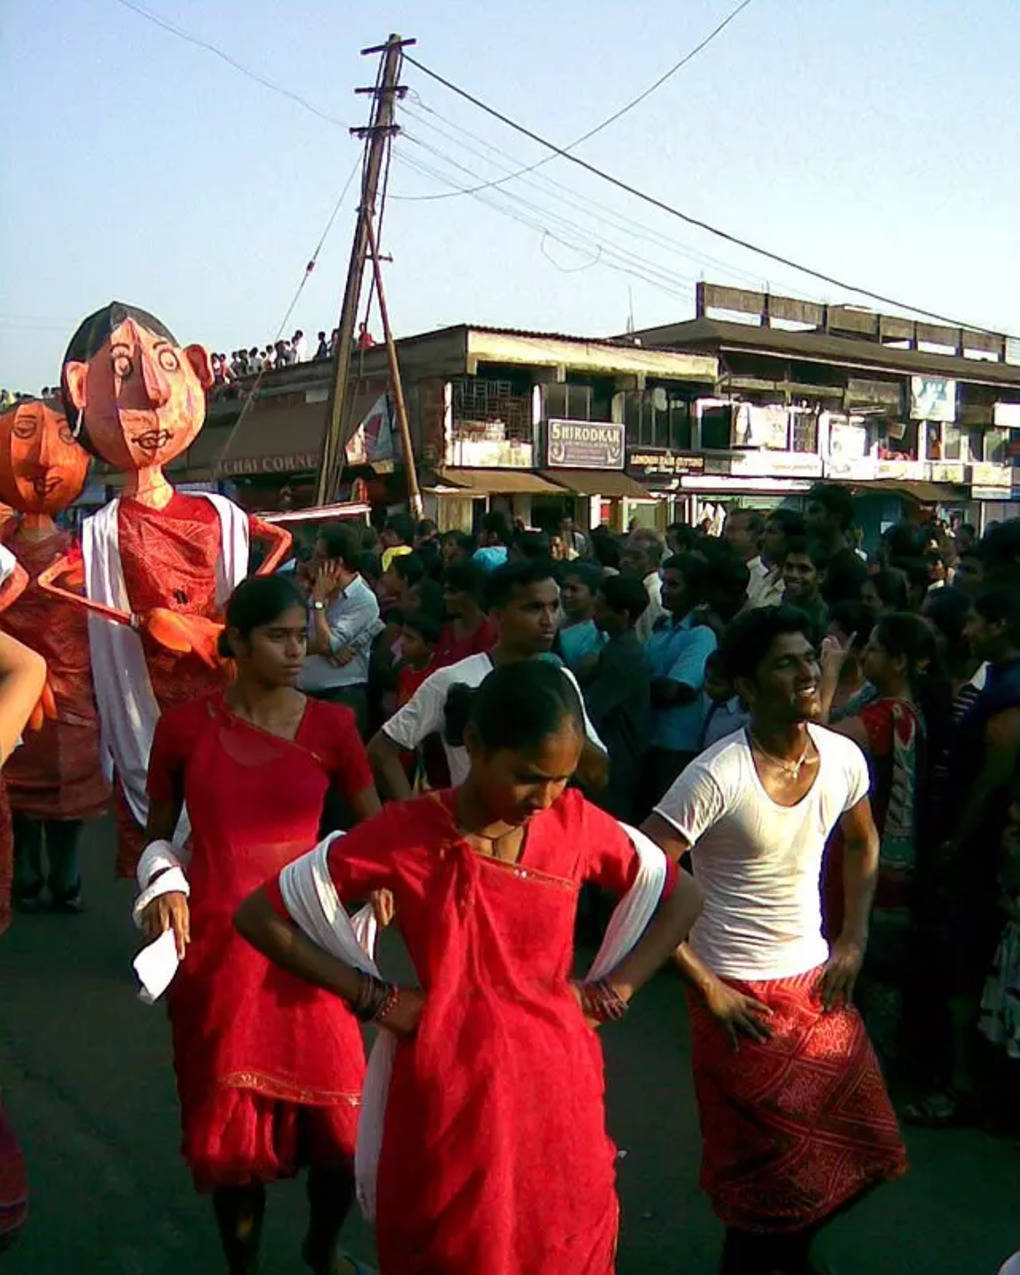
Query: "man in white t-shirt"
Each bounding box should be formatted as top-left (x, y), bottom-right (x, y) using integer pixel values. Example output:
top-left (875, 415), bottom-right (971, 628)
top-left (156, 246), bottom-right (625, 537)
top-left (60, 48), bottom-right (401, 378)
top-left (642, 604), bottom-right (906, 1275)
top-left (367, 560), bottom-right (607, 800)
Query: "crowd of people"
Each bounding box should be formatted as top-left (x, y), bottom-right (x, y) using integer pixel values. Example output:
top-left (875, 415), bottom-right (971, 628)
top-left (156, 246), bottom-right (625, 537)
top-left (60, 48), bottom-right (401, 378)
top-left (209, 322), bottom-right (375, 386)
top-left (284, 492), bottom-right (1019, 1123)
top-left (4, 469), bottom-right (1019, 1272)
top-left (146, 485), bottom-right (1009, 1273)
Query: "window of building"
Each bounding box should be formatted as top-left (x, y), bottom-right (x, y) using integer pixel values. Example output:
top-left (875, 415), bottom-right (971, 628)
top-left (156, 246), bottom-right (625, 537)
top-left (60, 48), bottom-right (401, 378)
top-left (984, 428), bottom-right (1009, 464)
top-left (452, 374), bottom-right (532, 443)
top-left (623, 387), bottom-right (693, 449)
top-left (543, 378), bottom-right (614, 424)
top-left (790, 411), bottom-right (818, 453)
top-left (877, 419), bottom-right (918, 460)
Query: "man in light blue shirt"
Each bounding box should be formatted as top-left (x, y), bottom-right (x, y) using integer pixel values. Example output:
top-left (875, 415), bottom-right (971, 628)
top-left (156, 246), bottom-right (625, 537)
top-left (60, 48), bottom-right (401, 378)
top-left (472, 510), bottom-right (512, 572)
top-left (300, 524), bottom-right (382, 735)
top-left (643, 552), bottom-right (717, 814)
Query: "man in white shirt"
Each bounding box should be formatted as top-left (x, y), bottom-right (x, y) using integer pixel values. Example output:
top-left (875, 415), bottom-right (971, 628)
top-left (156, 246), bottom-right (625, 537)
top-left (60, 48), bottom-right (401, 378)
top-left (291, 329), bottom-right (309, 363)
top-left (642, 604), bottom-right (905, 1275)
top-left (723, 508), bottom-right (771, 608)
top-left (621, 529), bottom-right (666, 644)
top-left (299, 523), bottom-right (381, 735)
top-left (368, 560), bottom-right (607, 799)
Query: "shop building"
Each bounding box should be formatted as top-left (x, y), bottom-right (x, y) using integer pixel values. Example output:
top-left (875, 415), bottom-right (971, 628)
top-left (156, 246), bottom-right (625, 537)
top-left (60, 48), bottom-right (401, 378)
top-left (623, 283), bottom-right (1020, 533)
top-left (186, 289), bottom-right (1018, 538)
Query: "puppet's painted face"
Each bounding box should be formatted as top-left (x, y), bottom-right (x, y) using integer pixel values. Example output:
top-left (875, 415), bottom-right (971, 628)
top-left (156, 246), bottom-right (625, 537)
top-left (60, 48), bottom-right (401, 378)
top-left (0, 400), bottom-right (90, 515)
top-left (62, 318), bottom-right (212, 471)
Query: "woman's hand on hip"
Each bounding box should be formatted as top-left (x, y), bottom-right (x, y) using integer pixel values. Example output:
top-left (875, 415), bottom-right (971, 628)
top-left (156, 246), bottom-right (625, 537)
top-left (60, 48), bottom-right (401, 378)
top-left (140, 892), bottom-right (190, 960)
top-left (382, 987), bottom-right (425, 1038)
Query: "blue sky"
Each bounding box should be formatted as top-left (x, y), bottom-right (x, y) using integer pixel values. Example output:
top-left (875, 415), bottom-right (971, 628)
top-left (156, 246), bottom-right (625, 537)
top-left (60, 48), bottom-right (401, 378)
top-left (2, 0), bottom-right (1018, 391)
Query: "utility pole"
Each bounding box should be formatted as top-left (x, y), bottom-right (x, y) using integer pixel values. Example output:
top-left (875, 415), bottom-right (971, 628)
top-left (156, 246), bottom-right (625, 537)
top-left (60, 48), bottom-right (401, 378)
top-left (365, 212), bottom-right (423, 518)
top-left (316, 33), bottom-right (414, 505)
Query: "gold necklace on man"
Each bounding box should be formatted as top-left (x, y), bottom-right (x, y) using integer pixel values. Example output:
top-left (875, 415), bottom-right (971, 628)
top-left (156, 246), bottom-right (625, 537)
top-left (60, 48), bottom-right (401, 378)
top-left (749, 729), bottom-right (813, 779)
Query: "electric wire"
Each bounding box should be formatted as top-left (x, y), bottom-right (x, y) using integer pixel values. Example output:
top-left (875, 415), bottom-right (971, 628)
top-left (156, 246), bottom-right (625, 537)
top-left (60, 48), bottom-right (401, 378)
top-left (395, 0), bottom-right (755, 201)
top-left (404, 51), bottom-right (1011, 334)
top-left (396, 100), bottom-right (817, 301)
top-left (112, 0), bottom-right (351, 129)
top-left (393, 148), bottom-right (697, 304)
top-left (398, 135), bottom-right (704, 297)
top-left (212, 154), bottom-right (362, 472)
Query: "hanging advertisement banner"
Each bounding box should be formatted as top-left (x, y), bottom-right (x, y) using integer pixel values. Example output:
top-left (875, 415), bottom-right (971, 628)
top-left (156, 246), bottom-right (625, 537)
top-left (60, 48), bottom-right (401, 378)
top-left (909, 376), bottom-right (956, 423)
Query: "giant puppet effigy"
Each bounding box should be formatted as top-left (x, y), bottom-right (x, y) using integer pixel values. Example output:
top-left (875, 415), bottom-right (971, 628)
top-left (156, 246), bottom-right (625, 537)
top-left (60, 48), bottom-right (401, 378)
top-left (39, 303), bottom-right (292, 875)
top-left (0, 397), bottom-right (109, 910)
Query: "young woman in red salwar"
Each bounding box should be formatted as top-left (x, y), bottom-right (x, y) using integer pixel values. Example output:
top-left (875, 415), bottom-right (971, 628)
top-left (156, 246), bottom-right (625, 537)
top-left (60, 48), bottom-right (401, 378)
top-left (136, 575), bottom-right (381, 1275)
top-left (235, 660), bottom-right (703, 1275)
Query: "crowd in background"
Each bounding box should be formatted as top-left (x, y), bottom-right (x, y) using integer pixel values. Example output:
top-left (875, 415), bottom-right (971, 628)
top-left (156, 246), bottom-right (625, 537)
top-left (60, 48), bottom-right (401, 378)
top-left (287, 484), bottom-right (1020, 1137)
top-left (209, 323), bottom-right (375, 387)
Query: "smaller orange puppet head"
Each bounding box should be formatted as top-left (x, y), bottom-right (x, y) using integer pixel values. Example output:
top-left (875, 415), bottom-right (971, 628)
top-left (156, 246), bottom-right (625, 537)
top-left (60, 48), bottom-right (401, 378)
top-left (61, 302), bottom-right (213, 473)
top-left (0, 398), bottom-right (90, 516)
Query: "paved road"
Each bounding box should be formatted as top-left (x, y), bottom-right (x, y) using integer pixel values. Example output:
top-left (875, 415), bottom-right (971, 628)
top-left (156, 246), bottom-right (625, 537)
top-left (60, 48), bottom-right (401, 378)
top-left (2, 819), bottom-right (1016, 1274)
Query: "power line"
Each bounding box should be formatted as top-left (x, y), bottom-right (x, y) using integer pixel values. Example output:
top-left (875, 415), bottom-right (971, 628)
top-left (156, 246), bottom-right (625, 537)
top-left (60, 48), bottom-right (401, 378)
top-left (112, 0), bottom-right (351, 130)
top-left (396, 0), bottom-right (755, 202)
top-left (396, 99), bottom-right (816, 300)
top-left (400, 132), bottom-right (704, 294)
top-left (393, 148), bottom-right (697, 303)
top-left (212, 154), bottom-right (363, 472)
top-left (404, 51), bottom-right (1010, 335)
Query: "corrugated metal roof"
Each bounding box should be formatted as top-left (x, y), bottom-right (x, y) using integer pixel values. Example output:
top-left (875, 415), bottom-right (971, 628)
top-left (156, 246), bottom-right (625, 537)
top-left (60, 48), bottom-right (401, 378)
top-left (395, 322), bottom-right (640, 351)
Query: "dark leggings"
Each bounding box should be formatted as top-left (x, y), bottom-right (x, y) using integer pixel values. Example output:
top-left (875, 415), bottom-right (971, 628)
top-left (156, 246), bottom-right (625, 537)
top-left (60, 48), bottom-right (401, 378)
top-left (12, 814), bottom-right (83, 900)
top-left (212, 1165), bottom-right (355, 1274)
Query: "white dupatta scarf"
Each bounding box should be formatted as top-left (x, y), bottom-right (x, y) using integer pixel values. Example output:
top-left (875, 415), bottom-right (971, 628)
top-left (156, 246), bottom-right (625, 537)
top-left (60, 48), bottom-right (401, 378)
top-left (0, 543), bottom-right (17, 584)
top-left (83, 492), bottom-right (249, 846)
top-left (278, 822), bottom-right (668, 1220)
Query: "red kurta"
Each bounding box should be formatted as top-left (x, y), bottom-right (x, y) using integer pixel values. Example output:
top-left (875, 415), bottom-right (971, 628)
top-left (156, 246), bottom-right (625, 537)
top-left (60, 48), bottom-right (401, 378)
top-left (434, 616), bottom-right (497, 670)
top-left (114, 494), bottom-right (247, 875)
top-left (1, 524), bottom-right (108, 819)
top-left (147, 691), bottom-right (372, 1191)
top-left (309, 788), bottom-right (641, 1275)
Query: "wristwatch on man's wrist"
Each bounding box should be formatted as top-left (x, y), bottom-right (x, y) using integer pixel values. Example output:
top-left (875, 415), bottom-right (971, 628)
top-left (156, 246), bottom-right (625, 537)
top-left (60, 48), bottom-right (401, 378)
top-left (312, 599), bottom-right (326, 610)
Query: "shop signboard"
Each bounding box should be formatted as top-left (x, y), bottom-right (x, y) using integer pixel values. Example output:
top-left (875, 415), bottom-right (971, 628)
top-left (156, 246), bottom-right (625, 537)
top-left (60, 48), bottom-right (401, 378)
top-left (546, 419), bottom-right (624, 469)
top-left (446, 437), bottom-right (533, 468)
top-left (626, 448), bottom-right (705, 480)
top-left (826, 456), bottom-right (877, 481)
top-left (846, 377), bottom-right (902, 411)
top-left (909, 376), bottom-right (956, 423)
top-left (219, 451), bottom-right (319, 477)
top-left (971, 462), bottom-right (1012, 493)
top-left (827, 417), bottom-right (869, 463)
top-left (731, 403), bottom-right (789, 450)
top-left (928, 461), bottom-right (968, 484)
top-left (876, 458), bottom-right (925, 480)
top-left (993, 402), bottom-right (1020, 429)
top-left (728, 450), bottom-right (823, 478)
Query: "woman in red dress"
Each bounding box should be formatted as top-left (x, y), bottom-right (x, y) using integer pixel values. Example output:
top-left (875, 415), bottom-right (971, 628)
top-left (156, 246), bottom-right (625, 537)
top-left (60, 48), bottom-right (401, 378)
top-left (137, 575), bottom-right (380, 1275)
top-left (237, 660), bottom-right (703, 1275)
